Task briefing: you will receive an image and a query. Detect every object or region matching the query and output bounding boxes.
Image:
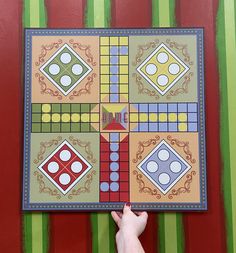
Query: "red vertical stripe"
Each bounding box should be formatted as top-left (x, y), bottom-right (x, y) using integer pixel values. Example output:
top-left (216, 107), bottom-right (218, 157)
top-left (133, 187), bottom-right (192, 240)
top-left (0, 0), bottom-right (22, 252)
top-left (111, 1), bottom-right (157, 253)
top-left (46, 1), bottom-right (92, 253)
top-left (176, 1), bottom-right (227, 252)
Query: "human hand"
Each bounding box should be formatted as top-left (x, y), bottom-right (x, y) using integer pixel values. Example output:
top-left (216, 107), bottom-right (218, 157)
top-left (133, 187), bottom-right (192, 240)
top-left (111, 203), bottom-right (148, 238)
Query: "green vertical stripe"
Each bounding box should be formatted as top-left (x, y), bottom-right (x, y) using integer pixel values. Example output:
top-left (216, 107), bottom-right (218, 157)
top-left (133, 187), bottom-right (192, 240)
top-left (86, 0), bottom-right (114, 252)
top-left (152, 1), bottom-right (183, 253)
top-left (23, 0), bottom-right (48, 252)
top-left (218, 0), bottom-right (236, 253)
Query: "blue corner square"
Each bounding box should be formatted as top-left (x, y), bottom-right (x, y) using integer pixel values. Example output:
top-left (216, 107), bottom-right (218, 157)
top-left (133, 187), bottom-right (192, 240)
top-left (188, 103), bottom-right (197, 112)
top-left (188, 123), bottom-right (198, 131)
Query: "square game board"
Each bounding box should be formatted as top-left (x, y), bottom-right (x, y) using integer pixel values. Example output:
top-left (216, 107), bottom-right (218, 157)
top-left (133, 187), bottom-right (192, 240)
top-left (22, 28), bottom-right (207, 211)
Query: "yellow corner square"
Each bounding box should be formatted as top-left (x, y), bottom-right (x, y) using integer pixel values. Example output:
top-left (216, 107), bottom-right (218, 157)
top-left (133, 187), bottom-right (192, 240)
top-left (178, 123), bottom-right (187, 131)
top-left (101, 55), bottom-right (109, 64)
top-left (101, 75), bottom-right (109, 83)
top-left (130, 113), bottom-right (138, 122)
top-left (101, 84), bottom-right (109, 93)
top-left (120, 65), bottom-right (129, 74)
top-left (120, 75), bottom-right (129, 83)
top-left (120, 56), bottom-right (128, 64)
top-left (100, 37), bottom-right (109, 45)
top-left (121, 94), bottom-right (128, 102)
top-left (119, 85), bottom-right (128, 93)
top-left (100, 46), bottom-right (109, 55)
top-left (101, 94), bottom-right (108, 102)
top-left (159, 113), bottom-right (167, 122)
top-left (110, 37), bottom-right (119, 45)
top-left (91, 113), bottom-right (100, 122)
top-left (101, 65), bottom-right (110, 74)
top-left (120, 37), bottom-right (128, 45)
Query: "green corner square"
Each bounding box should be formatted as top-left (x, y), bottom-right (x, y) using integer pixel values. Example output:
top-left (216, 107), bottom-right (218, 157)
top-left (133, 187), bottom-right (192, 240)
top-left (32, 113), bottom-right (41, 123)
top-left (61, 123), bottom-right (70, 132)
top-left (71, 123), bottom-right (80, 132)
top-left (31, 123), bottom-right (41, 132)
top-left (51, 104), bottom-right (61, 113)
top-left (61, 104), bottom-right (71, 113)
top-left (81, 123), bottom-right (90, 132)
top-left (81, 104), bottom-right (90, 112)
top-left (51, 123), bottom-right (61, 132)
top-left (71, 104), bottom-right (81, 113)
top-left (42, 123), bottom-right (51, 132)
top-left (32, 104), bottom-right (41, 113)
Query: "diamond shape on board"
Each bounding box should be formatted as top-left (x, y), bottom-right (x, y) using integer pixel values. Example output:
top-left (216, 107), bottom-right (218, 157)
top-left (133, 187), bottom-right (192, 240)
top-left (38, 140), bottom-right (92, 194)
top-left (40, 44), bottom-right (92, 96)
top-left (137, 43), bottom-right (189, 95)
top-left (137, 139), bottom-right (191, 194)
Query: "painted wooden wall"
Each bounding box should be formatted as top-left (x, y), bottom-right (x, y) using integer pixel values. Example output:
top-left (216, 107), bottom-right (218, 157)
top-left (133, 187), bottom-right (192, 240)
top-left (0, 0), bottom-right (235, 252)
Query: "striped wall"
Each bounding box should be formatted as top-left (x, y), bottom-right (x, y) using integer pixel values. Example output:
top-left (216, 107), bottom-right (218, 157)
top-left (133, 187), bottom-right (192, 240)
top-left (0, 0), bottom-right (235, 252)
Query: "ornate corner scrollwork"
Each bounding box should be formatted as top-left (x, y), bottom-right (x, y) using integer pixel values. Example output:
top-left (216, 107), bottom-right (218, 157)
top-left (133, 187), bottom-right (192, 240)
top-left (132, 39), bottom-right (159, 66)
top-left (68, 73), bottom-right (96, 100)
top-left (67, 170), bottom-right (96, 199)
top-left (132, 73), bottom-right (160, 100)
top-left (133, 170), bottom-right (161, 199)
top-left (166, 39), bottom-right (193, 65)
top-left (34, 171), bottom-right (62, 199)
top-left (69, 39), bottom-right (96, 66)
top-left (34, 136), bottom-right (62, 164)
top-left (69, 136), bottom-right (96, 164)
top-left (35, 73), bottom-right (63, 100)
top-left (168, 171), bottom-right (196, 199)
top-left (35, 39), bottom-right (63, 66)
top-left (167, 135), bottom-right (196, 164)
top-left (166, 72), bottom-right (193, 99)
top-left (132, 135), bottom-right (160, 163)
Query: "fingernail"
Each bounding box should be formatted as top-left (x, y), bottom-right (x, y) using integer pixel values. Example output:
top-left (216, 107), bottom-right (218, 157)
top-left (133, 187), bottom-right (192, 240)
top-left (126, 202), bottom-right (131, 207)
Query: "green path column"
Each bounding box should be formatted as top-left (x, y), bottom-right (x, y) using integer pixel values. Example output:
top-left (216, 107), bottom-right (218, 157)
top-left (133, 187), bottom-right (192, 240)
top-left (85, 1), bottom-right (116, 253)
top-left (217, 0), bottom-right (236, 252)
top-left (23, 1), bottom-right (48, 253)
top-left (152, 1), bottom-right (184, 253)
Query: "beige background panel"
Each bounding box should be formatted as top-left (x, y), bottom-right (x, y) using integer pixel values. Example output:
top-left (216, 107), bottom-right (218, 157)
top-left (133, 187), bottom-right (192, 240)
top-left (31, 36), bottom-right (99, 103)
top-left (130, 132), bottom-right (200, 203)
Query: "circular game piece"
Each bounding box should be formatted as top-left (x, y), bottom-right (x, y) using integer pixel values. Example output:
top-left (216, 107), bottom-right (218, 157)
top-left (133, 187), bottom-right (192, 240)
top-left (100, 182), bottom-right (109, 192)
top-left (60, 75), bottom-right (72, 87)
top-left (146, 63), bottom-right (157, 75)
top-left (157, 52), bottom-right (169, 63)
top-left (110, 152), bottom-right (119, 161)
top-left (170, 161), bottom-right (182, 173)
top-left (48, 161), bottom-right (59, 173)
top-left (110, 182), bottom-right (119, 192)
top-left (158, 173), bottom-right (170, 185)
top-left (59, 150), bottom-right (71, 161)
top-left (110, 143), bottom-right (119, 152)
top-left (59, 173), bottom-right (71, 185)
top-left (49, 64), bottom-right (60, 75)
top-left (168, 63), bottom-right (180, 75)
top-left (110, 162), bottom-right (119, 171)
top-left (146, 161), bottom-right (159, 173)
top-left (60, 52), bottom-right (72, 64)
top-left (157, 75), bottom-right (169, 86)
top-left (72, 64), bottom-right (83, 75)
top-left (158, 149), bottom-right (170, 161)
top-left (110, 172), bottom-right (119, 182)
top-left (71, 161), bottom-right (83, 173)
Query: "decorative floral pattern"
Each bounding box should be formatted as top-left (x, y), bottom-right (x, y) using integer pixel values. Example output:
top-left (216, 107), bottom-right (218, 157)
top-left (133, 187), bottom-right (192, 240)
top-left (168, 171), bottom-right (196, 199)
top-left (34, 136), bottom-right (62, 164)
top-left (35, 39), bottom-right (63, 66)
top-left (133, 170), bottom-right (161, 199)
top-left (69, 136), bottom-right (97, 163)
top-left (167, 135), bottom-right (196, 164)
top-left (68, 73), bottom-right (96, 100)
top-left (69, 39), bottom-right (96, 66)
top-left (68, 170), bottom-right (96, 199)
top-left (34, 171), bottom-right (62, 199)
top-left (132, 135), bottom-right (160, 163)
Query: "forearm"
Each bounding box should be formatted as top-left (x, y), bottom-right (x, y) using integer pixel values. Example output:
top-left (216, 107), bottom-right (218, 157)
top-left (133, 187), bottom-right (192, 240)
top-left (116, 231), bottom-right (145, 253)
